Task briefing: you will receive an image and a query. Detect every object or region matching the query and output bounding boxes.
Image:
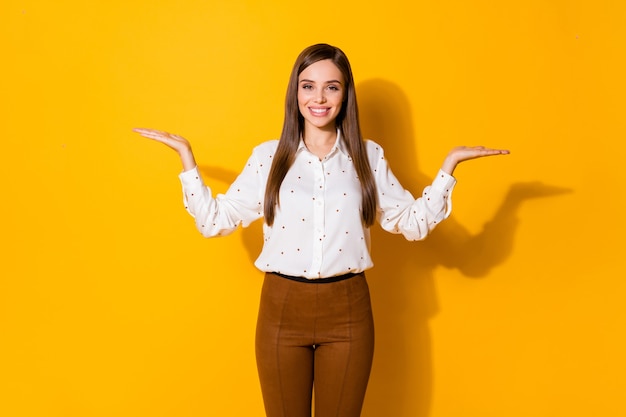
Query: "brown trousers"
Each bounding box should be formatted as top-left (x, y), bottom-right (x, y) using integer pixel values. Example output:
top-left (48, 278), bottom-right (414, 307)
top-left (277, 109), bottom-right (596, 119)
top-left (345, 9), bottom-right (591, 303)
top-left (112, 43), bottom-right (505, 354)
top-left (256, 272), bottom-right (375, 417)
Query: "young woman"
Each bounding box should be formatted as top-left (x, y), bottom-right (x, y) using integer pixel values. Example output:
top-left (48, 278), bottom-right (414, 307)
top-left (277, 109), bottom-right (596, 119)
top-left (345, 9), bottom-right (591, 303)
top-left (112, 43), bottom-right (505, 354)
top-left (134, 43), bottom-right (508, 417)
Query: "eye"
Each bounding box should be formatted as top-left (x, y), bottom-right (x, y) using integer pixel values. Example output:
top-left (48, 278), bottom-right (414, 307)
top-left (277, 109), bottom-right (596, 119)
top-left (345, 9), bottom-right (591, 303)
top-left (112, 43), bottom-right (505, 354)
top-left (327, 85), bottom-right (341, 91)
top-left (301, 84), bottom-right (313, 90)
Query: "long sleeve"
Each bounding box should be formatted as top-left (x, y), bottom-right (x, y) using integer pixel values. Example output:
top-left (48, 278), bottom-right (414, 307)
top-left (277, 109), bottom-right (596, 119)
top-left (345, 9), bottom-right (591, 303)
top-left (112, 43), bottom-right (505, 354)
top-left (178, 150), bottom-right (268, 238)
top-left (175, 135), bottom-right (456, 279)
top-left (368, 141), bottom-right (456, 241)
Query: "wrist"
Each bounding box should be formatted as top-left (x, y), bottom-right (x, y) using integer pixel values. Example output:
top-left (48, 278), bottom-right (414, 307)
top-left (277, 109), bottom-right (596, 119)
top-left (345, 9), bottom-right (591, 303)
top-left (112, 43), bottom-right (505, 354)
top-left (179, 148), bottom-right (197, 171)
top-left (441, 154), bottom-right (458, 175)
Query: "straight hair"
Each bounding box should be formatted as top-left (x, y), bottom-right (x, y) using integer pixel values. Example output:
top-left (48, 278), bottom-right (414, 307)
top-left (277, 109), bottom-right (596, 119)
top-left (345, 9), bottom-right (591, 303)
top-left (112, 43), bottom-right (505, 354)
top-left (264, 44), bottom-right (377, 227)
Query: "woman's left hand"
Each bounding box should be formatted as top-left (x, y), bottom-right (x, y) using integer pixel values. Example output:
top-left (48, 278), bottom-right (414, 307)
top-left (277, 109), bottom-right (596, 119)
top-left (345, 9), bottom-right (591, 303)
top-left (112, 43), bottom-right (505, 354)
top-left (441, 146), bottom-right (510, 175)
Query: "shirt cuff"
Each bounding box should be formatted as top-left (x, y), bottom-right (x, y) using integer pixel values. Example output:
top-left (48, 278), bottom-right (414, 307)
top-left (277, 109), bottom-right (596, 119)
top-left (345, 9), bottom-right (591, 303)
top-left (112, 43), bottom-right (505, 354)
top-left (178, 166), bottom-right (203, 188)
top-left (432, 169), bottom-right (457, 194)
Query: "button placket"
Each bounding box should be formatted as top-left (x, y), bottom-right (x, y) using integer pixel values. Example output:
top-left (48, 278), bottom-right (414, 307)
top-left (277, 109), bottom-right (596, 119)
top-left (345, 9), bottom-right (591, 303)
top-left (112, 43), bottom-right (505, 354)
top-left (310, 158), bottom-right (326, 274)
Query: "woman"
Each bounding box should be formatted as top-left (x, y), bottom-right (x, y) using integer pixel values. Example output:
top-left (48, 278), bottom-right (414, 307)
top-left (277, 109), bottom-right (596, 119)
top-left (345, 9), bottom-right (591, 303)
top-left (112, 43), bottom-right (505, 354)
top-left (134, 43), bottom-right (508, 417)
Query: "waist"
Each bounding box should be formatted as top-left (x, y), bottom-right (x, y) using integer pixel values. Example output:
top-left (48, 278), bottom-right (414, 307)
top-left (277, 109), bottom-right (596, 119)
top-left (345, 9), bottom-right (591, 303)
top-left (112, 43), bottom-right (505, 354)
top-left (268, 271), bottom-right (363, 284)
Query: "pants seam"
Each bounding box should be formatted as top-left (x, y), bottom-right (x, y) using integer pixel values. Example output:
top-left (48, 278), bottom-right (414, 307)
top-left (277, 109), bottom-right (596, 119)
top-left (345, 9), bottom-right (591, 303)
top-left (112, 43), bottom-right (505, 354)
top-left (276, 278), bottom-right (291, 417)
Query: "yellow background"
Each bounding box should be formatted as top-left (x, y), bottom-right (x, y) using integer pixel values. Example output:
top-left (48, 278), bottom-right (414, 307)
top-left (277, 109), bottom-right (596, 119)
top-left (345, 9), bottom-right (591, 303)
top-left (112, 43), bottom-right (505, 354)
top-left (2, 0), bottom-right (625, 416)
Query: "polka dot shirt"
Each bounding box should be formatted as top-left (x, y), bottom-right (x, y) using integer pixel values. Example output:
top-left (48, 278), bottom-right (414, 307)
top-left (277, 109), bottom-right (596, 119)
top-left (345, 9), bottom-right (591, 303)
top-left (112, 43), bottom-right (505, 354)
top-left (179, 131), bottom-right (456, 279)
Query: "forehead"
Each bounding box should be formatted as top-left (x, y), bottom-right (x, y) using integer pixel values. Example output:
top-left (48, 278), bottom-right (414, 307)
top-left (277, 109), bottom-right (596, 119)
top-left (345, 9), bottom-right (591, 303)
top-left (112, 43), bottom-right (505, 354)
top-left (299, 59), bottom-right (343, 82)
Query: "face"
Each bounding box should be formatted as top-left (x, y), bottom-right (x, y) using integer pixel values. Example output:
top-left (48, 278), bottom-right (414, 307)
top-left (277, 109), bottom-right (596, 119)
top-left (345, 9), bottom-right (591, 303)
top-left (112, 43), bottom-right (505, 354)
top-left (297, 59), bottom-right (345, 133)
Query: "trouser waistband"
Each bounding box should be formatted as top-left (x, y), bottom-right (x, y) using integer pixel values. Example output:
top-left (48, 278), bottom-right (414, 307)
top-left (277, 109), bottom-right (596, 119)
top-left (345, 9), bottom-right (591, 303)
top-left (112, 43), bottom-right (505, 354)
top-left (268, 271), bottom-right (362, 284)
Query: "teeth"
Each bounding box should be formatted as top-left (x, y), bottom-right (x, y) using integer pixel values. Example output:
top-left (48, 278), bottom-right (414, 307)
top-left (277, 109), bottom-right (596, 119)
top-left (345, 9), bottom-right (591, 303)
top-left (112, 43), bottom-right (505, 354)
top-left (311, 108), bottom-right (328, 114)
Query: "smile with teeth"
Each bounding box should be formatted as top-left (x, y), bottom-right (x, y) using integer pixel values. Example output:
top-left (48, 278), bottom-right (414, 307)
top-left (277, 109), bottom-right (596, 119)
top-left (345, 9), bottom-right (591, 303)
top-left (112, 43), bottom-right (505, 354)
top-left (309, 107), bottom-right (331, 116)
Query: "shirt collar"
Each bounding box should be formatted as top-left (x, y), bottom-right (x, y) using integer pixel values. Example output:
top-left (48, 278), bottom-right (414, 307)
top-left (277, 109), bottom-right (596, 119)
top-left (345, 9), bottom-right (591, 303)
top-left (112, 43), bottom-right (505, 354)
top-left (297, 128), bottom-right (348, 157)
top-left (334, 129), bottom-right (350, 156)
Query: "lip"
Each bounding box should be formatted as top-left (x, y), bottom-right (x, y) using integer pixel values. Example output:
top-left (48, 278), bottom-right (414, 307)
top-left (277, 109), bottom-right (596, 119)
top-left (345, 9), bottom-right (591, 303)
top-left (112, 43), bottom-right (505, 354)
top-left (308, 107), bottom-right (331, 116)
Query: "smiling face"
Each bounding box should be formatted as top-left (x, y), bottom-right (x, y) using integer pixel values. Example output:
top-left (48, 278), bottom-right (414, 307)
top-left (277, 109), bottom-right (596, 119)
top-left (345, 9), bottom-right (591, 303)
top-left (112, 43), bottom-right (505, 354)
top-left (297, 59), bottom-right (345, 134)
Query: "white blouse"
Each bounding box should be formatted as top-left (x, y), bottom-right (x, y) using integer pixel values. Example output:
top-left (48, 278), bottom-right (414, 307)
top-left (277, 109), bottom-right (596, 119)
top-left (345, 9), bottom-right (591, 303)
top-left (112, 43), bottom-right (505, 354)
top-left (179, 132), bottom-right (456, 279)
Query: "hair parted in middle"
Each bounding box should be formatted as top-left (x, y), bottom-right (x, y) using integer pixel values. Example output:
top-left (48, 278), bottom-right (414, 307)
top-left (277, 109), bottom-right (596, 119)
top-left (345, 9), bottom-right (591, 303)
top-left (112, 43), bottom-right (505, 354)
top-left (263, 43), bottom-right (378, 227)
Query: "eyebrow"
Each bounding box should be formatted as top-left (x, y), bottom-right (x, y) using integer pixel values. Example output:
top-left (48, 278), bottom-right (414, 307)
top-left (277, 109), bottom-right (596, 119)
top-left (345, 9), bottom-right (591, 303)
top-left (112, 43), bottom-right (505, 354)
top-left (299, 79), bottom-right (343, 85)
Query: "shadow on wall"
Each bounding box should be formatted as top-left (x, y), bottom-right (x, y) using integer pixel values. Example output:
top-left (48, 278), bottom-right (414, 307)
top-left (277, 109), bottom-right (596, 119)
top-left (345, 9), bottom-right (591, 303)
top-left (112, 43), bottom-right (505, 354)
top-left (197, 78), bottom-right (571, 417)
top-left (356, 78), bottom-right (572, 417)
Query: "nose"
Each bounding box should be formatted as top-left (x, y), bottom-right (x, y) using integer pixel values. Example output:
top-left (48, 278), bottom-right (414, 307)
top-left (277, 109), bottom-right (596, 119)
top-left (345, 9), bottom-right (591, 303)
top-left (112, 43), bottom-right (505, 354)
top-left (314, 90), bottom-right (326, 103)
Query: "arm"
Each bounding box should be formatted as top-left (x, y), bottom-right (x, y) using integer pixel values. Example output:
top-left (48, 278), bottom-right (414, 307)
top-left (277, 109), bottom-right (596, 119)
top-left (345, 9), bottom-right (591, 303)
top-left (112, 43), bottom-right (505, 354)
top-left (133, 128), bottom-right (264, 237)
top-left (372, 142), bottom-right (509, 241)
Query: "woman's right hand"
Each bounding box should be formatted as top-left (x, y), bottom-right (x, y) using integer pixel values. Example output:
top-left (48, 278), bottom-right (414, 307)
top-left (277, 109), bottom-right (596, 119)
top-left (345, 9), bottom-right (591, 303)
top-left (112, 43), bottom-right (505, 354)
top-left (133, 128), bottom-right (197, 171)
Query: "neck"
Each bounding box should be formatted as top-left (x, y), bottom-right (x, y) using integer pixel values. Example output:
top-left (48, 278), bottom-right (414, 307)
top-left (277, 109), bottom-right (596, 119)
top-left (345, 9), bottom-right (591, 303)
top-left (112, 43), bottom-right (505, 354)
top-left (302, 125), bottom-right (337, 147)
top-left (302, 126), bottom-right (338, 161)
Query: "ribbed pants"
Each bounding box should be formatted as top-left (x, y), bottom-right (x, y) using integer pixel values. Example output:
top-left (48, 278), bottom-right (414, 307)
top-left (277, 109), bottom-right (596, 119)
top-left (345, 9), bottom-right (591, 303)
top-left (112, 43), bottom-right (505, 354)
top-left (255, 272), bottom-right (375, 417)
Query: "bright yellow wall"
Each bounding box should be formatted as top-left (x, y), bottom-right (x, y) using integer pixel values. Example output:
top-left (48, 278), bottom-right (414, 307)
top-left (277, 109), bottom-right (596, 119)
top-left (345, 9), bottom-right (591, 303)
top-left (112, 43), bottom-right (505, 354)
top-left (2, 1), bottom-right (625, 416)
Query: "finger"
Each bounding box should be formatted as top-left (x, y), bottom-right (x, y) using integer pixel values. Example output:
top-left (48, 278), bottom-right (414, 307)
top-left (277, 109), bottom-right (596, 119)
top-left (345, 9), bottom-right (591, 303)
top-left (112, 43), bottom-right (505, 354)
top-left (133, 128), bottom-right (162, 138)
top-left (134, 128), bottom-right (172, 141)
top-left (474, 146), bottom-right (508, 154)
top-left (136, 131), bottom-right (164, 140)
top-left (483, 149), bottom-right (510, 156)
top-left (133, 128), bottom-right (163, 135)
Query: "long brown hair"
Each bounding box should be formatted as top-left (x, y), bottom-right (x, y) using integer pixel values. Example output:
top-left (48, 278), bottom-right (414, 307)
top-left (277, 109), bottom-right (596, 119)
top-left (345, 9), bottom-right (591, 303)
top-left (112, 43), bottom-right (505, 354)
top-left (264, 43), bottom-right (377, 227)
